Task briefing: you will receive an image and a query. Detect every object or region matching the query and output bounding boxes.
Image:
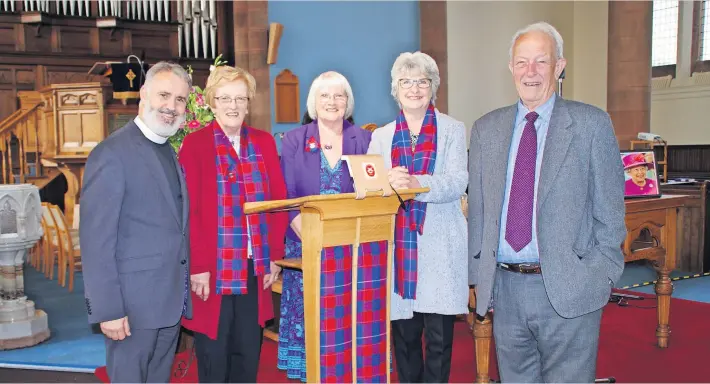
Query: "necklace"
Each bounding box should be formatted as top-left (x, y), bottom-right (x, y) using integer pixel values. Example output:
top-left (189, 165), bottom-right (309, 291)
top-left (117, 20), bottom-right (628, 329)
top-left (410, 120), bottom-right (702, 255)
top-left (323, 143), bottom-right (333, 150)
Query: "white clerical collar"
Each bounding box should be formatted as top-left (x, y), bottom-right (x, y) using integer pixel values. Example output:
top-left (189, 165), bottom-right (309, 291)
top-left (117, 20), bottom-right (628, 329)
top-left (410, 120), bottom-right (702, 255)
top-left (134, 116), bottom-right (168, 144)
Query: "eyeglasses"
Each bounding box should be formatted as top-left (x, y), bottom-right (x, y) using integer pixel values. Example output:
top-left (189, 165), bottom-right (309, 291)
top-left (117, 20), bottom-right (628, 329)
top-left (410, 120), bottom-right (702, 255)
top-left (319, 93), bottom-right (347, 103)
top-left (398, 78), bottom-right (432, 89)
top-left (215, 95), bottom-right (249, 106)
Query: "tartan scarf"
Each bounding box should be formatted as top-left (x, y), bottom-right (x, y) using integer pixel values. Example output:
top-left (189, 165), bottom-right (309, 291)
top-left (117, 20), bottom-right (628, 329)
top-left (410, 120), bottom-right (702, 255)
top-left (390, 103), bottom-right (437, 300)
top-left (213, 122), bottom-right (271, 295)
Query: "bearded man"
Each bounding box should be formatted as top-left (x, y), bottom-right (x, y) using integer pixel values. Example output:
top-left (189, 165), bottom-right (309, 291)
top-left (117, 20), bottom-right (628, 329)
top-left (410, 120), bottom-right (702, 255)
top-left (80, 61), bottom-right (192, 383)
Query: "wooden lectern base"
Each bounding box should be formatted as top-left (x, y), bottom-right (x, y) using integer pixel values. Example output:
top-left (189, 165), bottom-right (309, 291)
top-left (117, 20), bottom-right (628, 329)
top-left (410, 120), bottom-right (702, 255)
top-left (244, 188), bottom-right (429, 383)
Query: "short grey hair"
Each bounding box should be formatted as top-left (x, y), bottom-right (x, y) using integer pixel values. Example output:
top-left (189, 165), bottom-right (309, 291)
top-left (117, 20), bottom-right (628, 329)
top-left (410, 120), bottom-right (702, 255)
top-left (143, 61), bottom-right (192, 90)
top-left (390, 51), bottom-right (440, 107)
top-left (306, 71), bottom-right (355, 120)
top-left (509, 22), bottom-right (564, 61)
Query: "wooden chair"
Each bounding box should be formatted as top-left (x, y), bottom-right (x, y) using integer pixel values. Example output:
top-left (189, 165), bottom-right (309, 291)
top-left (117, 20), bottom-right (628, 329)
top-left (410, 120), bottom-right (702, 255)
top-left (362, 123), bottom-right (378, 132)
top-left (32, 213), bottom-right (55, 272)
top-left (29, 215), bottom-right (46, 270)
top-left (72, 204), bottom-right (80, 230)
top-left (41, 203), bottom-right (60, 279)
top-left (48, 204), bottom-right (81, 291)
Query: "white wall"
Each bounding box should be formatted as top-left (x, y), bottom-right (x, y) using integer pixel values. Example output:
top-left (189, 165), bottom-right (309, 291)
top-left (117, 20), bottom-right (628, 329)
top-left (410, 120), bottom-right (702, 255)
top-left (447, 1), bottom-right (610, 143)
top-left (651, 84), bottom-right (710, 144)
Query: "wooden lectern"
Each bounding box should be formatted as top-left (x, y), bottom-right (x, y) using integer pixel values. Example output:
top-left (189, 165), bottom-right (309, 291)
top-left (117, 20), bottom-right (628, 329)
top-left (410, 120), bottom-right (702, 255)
top-left (244, 188), bottom-right (428, 383)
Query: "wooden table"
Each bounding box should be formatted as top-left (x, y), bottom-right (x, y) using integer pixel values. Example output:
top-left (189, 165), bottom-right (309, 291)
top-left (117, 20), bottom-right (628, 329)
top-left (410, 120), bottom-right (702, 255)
top-left (470, 194), bottom-right (687, 383)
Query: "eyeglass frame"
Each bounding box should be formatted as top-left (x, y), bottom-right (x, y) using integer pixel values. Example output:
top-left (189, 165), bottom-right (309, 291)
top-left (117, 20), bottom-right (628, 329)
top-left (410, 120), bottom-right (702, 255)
top-left (398, 78), bottom-right (432, 89)
top-left (214, 95), bottom-right (250, 106)
top-left (318, 92), bottom-right (348, 103)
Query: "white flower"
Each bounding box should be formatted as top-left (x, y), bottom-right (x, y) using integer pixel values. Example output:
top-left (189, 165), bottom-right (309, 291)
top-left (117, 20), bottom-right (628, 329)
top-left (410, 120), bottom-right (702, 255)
top-left (209, 65), bottom-right (216, 72)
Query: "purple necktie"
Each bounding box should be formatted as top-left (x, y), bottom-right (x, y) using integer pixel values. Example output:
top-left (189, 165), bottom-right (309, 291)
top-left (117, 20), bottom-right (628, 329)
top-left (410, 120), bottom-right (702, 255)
top-left (505, 111), bottom-right (538, 252)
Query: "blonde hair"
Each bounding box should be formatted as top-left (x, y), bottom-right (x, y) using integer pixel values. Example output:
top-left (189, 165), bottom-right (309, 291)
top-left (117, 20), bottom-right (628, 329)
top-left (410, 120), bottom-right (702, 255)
top-left (204, 66), bottom-right (256, 108)
top-left (306, 71), bottom-right (355, 120)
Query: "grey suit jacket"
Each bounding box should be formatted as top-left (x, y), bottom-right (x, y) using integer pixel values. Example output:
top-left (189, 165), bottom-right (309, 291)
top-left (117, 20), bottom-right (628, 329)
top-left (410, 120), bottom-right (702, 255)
top-left (80, 121), bottom-right (192, 329)
top-left (468, 98), bottom-right (626, 319)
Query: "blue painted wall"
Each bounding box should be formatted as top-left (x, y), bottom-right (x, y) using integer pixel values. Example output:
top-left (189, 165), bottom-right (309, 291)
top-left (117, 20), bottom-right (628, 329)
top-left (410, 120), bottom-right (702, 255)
top-left (268, 1), bottom-right (420, 149)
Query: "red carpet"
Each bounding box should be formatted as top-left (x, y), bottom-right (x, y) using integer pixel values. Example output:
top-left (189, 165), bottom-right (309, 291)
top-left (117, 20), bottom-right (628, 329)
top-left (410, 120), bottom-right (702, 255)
top-left (95, 290), bottom-right (710, 382)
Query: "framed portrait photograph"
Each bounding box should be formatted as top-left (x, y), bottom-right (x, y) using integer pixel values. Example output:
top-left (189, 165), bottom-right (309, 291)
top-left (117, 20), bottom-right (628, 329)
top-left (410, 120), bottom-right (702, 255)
top-left (621, 150), bottom-right (661, 199)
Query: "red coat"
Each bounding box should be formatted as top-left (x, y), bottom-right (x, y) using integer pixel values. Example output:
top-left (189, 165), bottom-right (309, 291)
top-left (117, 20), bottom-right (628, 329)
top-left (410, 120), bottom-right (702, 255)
top-left (178, 122), bottom-right (288, 340)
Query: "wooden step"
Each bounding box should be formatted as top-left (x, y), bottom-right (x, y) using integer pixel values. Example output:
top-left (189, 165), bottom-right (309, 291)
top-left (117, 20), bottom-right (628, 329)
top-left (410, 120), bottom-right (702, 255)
top-left (276, 258), bottom-right (302, 271)
top-left (264, 328), bottom-right (279, 342)
top-left (272, 278), bottom-right (282, 294)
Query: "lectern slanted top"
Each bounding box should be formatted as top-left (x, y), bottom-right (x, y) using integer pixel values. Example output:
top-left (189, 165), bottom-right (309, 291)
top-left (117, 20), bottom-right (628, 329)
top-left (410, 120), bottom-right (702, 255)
top-left (244, 188), bottom-right (428, 383)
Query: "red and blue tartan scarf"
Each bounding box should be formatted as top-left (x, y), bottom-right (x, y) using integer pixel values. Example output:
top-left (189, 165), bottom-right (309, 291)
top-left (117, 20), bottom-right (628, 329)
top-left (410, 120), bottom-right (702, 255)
top-left (390, 103), bottom-right (437, 300)
top-left (213, 122), bottom-right (271, 295)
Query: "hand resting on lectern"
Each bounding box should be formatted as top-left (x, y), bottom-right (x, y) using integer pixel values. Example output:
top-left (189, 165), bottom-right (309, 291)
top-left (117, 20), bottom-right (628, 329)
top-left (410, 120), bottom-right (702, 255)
top-left (389, 166), bottom-right (422, 189)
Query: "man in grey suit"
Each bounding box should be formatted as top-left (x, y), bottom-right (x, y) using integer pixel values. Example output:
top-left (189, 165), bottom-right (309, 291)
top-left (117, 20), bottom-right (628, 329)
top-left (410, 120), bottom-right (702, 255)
top-left (468, 22), bottom-right (626, 382)
top-left (80, 62), bottom-right (192, 383)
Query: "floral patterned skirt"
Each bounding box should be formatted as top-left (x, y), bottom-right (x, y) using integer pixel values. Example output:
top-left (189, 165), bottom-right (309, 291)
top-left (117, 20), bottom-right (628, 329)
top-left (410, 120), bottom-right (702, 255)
top-left (277, 238), bottom-right (306, 382)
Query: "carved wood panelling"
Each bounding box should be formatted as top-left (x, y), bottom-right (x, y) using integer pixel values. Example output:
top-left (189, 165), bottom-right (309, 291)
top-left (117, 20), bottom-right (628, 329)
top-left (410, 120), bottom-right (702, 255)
top-left (661, 182), bottom-right (710, 273)
top-left (0, 24), bottom-right (14, 51)
top-left (0, 66), bottom-right (36, 121)
top-left (59, 27), bottom-right (92, 55)
top-left (58, 91), bottom-right (98, 107)
top-left (58, 110), bottom-right (102, 152)
top-left (131, 30), bottom-right (178, 59)
top-left (22, 25), bottom-right (52, 53)
top-left (15, 70), bottom-right (35, 85)
top-left (0, 12), bottom-right (213, 127)
top-left (97, 29), bottom-right (125, 56)
top-left (0, 90), bottom-right (15, 122)
top-left (0, 69), bottom-right (11, 85)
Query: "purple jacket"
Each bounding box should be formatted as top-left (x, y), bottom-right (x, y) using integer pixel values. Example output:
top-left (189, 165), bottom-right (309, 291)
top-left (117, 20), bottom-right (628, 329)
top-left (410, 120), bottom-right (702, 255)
top-left (280, 120), bottom-right (372, 241)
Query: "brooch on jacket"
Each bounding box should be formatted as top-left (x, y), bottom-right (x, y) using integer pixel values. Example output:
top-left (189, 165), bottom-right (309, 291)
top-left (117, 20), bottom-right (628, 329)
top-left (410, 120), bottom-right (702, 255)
top-left (305, 136), bottom-right (320, 153)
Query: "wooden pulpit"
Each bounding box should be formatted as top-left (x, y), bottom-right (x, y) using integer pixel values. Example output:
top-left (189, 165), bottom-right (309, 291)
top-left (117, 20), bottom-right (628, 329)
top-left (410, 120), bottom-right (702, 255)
top-left (244, 188), bottom-right (428, 383)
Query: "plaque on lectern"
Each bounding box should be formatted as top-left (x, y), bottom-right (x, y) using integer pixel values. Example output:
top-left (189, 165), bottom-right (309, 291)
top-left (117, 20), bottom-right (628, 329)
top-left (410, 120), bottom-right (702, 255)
top-left (88, 61), bottom-right (149, 101)
top-left (342, 154), bottom-right (394, 199)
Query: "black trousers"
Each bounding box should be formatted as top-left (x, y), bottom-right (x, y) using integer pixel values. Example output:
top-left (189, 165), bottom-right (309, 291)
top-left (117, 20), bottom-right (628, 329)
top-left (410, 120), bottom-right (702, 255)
top-left (392, 312), bottom-right (455, 383)
top-left (193, 263), bottom-right (263, 383)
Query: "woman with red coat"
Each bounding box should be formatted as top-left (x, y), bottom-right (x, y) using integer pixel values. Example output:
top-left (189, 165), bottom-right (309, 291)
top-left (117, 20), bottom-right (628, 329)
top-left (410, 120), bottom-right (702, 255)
top-left (179, 65), bottom-right (288, 383)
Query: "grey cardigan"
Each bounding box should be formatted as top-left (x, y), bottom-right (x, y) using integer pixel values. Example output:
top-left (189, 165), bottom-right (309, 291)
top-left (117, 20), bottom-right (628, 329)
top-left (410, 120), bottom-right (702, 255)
top-left (367, 111), bottom-right (469, 320)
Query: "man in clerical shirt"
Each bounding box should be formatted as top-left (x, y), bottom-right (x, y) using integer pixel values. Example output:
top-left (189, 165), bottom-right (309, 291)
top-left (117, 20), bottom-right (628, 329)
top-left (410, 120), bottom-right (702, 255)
top-left (81, 61), bottom-right (192, 383)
